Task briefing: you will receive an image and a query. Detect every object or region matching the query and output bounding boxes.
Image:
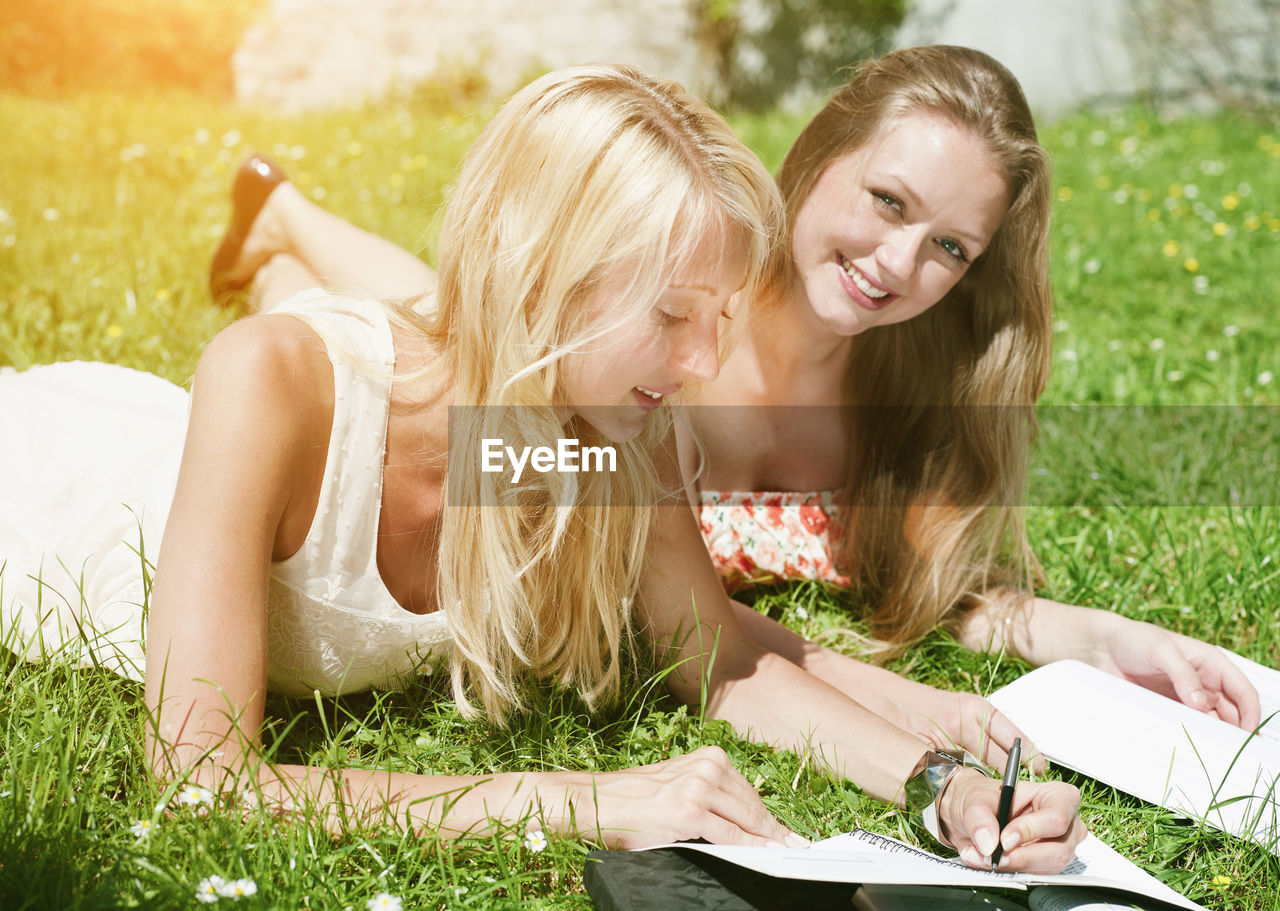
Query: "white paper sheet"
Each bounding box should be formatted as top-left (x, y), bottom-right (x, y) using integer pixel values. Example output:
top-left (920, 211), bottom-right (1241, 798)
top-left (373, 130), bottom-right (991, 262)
top-left (989, 658), bottom-right (1280, 853)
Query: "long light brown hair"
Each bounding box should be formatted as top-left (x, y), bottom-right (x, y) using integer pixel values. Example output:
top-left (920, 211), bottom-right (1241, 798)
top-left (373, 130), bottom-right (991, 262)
top-left (424, 65), bottom-right (782, 719)
top-left (769, 46), bottom-right (1053, 654)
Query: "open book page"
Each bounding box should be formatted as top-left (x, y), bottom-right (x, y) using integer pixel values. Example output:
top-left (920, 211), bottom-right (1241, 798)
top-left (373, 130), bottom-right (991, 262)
top-left (640, 830), bottom-right (1204, 910)
top-left (989, 659), bottom-right (1280, 852)
top-left (1221, 647), bottom-right (1280, 746)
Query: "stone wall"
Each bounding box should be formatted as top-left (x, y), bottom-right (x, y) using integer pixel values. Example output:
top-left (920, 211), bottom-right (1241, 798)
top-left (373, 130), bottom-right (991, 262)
top-left (233, 0), bottom-right (713, 111)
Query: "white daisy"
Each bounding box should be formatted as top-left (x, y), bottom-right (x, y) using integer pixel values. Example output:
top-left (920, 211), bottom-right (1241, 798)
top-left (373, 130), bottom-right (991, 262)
top-left (218, 878), bottom-right (258, 899)
top-left (196, 876), bottom-right (226, 903)
top-left (176, 784), bottom-right (214, 807)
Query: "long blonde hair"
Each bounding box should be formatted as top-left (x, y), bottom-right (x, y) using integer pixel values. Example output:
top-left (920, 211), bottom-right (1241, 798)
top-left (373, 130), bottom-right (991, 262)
top-left (424, 65), bottom-right (781, 719)
top-left (769, 46), bottom-right (1053, 654)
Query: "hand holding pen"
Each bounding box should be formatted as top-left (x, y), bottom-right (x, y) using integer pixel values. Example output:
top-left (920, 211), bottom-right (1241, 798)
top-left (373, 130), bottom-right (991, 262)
top-left (940, 741), bottom-right (1086, 873)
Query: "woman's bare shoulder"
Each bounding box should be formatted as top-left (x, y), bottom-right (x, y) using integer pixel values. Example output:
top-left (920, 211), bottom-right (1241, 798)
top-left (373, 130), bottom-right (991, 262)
top-left (193, 313), bottom-right (335, 440)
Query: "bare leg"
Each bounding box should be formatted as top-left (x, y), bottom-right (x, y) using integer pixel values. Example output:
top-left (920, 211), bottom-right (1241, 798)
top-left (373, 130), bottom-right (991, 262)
top-left (232, 183), bottom-right (437, 310)
top-left (248, 253), bottom-right (326, 313)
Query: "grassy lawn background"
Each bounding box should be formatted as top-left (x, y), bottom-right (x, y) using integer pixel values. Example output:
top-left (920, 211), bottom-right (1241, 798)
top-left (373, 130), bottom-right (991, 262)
top-left (1, 86), bottom-right (1279, 909)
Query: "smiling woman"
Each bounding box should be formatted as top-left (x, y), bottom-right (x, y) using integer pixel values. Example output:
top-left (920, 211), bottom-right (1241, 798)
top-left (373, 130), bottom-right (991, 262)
top-left (790, 112), bottom-right (1011, 336)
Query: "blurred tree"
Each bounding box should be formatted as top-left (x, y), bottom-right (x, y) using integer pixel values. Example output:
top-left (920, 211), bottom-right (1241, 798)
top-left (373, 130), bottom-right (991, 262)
top-left (696, 0), bottom-right (907, 110)
top-left (1125, 0), bottom-right (1280, 116)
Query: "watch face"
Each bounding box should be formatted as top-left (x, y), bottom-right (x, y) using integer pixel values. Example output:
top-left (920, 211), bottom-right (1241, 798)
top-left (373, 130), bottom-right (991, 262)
top-left (905, 750), bottom-right (965, 811)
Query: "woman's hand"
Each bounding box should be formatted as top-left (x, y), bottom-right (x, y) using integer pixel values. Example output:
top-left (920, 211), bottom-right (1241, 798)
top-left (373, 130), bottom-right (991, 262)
top-left (560, 746), bottom-right (806, 849)
top-left (896, 690), bottom-right (1047, 775)
top-left (938, 769), bottom-right (1084, 873)
top-left (1088, 619), bottom-right (1260, 730)
top-left (963, 597), bottom-right (1262, 732)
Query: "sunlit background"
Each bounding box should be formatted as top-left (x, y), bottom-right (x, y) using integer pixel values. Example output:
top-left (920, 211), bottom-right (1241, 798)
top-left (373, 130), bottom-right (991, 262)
top-left (1, 5), bottom-right (1279, 908)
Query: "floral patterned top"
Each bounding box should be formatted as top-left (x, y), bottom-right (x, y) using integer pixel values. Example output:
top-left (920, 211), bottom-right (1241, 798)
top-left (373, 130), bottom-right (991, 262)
top-left (698, 490), bottom-right (849, 591)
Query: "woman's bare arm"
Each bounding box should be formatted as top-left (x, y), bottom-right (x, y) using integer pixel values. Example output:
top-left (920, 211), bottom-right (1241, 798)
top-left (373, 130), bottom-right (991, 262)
top-left (141, 315), bottom-right (793, 847)
top-left (636, 447), bottom-right (1084, 871)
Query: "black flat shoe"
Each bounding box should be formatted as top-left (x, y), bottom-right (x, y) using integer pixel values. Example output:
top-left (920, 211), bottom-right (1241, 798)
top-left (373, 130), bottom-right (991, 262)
top-left (208, 153), bottom-right (288, 301)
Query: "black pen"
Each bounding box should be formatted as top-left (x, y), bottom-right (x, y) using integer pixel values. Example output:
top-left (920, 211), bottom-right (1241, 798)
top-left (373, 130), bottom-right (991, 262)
top-left (990, 736), bottom-right (1021, 871)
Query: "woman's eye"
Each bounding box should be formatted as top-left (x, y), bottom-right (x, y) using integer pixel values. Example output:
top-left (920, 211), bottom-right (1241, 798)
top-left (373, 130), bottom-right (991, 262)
top-left (654, 309), bottom-right (684, 327)
top-left (871, 191), bottom-right (903, 214)
top-left (939, 238), bottom-right (970, 264)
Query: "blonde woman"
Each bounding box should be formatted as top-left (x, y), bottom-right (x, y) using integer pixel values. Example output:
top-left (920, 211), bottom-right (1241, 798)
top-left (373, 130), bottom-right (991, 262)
top-left (1, 64), bottom-right (1084, 867)
top-left (209, 47), bottom-right (1260, 779)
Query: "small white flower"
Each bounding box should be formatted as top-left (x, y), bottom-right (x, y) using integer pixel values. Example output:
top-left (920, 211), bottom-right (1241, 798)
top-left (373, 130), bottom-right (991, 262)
top-left (1089, 129), bottom-right (1107, 146)
top-left (1083, 258), bottom-right (1101, 274)
top-left (194, 128), bottom-right (211, 144)
top-left (1053, 319), bottom-right (1070, 332)
top-left (1206, 349), bottom-right (1221, 362)
top-left (367, 893), bottom-right (403, 911)
top-left (1060, 349), bottom-right (1078, 362)
top-left (1166, 370), bottom-right (1183, 382)
top-left (218, 878), bottom-right (258, 899)
top-left (1223, 325), bottom-right (1240, 337)
top-left (794, 606), bottom-right (810, 621)
top-left (42, 208), bottom-right (60, 221)
top-left (221, 129), bottom-right (242, 148)
top-left (1259, 371), bottom-right (1273, 386)
top-left (1193, 275), bottom-right (1210, 294)
top-left (1183, 183), bottom-right (1199, 199)
top-left (196, 876), bottom-right (226, 903)
top-left (129, 819), bottom-right (153, 840)
top-left (1149, 338), bottom-right (1165, 351)
top-left (176, 784), bottom-right (214, 807)
top-left (524, 829), bottom-right (548, 853)
top-left (1107, 339), bottom-right (1124, 352)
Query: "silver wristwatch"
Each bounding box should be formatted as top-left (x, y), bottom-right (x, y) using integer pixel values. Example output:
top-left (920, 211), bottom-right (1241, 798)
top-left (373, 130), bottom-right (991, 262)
top-left (904, 748), bottom-right (990, 841)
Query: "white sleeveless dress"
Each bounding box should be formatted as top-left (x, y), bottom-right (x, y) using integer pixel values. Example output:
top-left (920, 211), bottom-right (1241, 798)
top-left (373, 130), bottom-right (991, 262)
top-left (0, 289), bottom-right (452, 695)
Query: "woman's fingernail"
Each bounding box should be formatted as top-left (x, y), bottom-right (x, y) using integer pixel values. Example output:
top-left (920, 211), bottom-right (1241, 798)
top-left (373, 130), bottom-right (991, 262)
top-left (960, 846), bottom-right (984, 867)
top-left (785, 833), bottom-right (811, 848)
top-left (766, 840), bottom-right (785, 849)
top-left (1002, 829), bottom-right (1022, 851)
top-left (974, 827), bottom-right (997, 857)
top-left (1190, 690), bottom-right (1209, 708)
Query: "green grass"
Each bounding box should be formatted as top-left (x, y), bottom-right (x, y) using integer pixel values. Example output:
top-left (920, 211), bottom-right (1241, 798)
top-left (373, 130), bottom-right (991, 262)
top-left (2, 88), bottom-right (1280, 909)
